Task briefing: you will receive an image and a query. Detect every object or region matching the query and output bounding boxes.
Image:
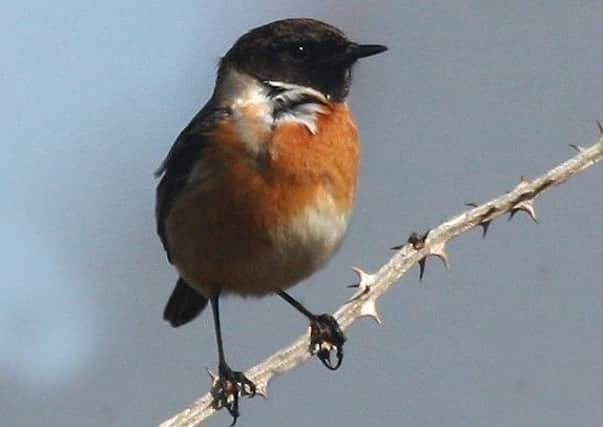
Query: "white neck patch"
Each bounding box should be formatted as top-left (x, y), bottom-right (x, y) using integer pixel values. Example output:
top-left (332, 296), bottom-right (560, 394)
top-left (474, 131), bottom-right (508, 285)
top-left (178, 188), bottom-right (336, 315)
top-left (217, 69), bottom-right (329, 135)
top-left (264, 81), bottom-right (328, 134)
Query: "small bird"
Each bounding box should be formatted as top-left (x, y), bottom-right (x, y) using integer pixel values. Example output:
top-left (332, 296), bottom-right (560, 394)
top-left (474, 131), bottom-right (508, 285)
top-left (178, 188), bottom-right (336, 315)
top-left (155, 18), bottom-right (386, 423)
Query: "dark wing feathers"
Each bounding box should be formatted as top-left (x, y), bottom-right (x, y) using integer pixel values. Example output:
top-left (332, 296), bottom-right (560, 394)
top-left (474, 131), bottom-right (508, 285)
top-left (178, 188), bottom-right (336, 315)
top-left (156, 101), bottom-right (228, 327)
top-left (155, 132), bottom-right (206, 262)
top-left (155, 100), bottom-right (228, 262)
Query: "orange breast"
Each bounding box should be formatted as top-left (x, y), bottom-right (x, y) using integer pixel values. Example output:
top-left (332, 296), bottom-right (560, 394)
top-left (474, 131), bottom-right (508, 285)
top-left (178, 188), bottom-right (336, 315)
top-left (165, 102), bottom-right (359, 297)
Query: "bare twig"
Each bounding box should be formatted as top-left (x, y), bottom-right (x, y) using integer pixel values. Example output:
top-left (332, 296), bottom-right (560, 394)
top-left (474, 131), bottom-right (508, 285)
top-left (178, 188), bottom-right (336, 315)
top-left (159, 134), bottom-right (603, 427)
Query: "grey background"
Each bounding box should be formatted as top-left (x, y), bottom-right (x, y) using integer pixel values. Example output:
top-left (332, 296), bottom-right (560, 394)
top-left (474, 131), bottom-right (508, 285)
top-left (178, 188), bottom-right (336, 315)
top-left (2, 1), bottom-right (602, 426)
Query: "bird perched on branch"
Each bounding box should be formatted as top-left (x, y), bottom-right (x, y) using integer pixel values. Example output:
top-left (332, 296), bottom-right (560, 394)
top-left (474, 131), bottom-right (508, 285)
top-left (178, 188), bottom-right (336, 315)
top-left (155, 17), bottom-right (386, 424)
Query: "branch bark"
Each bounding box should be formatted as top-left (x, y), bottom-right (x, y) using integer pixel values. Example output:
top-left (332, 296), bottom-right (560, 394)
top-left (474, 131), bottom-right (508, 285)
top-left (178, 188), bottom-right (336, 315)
top-left (160, 133), bottom-right (603, 427)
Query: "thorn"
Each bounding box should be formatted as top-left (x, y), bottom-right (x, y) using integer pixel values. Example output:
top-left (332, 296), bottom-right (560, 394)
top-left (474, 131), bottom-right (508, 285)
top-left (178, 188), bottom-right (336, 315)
top-left (391, 230), bottom-right (429, 251)
top-left (254, 382), bottom-right (268, 399)
top-left (597, 120), bottom-right (603, 135)
top-left (406, 231), bottom-right (431, 280)
top-left (410, 231), bottom-right (429, 280)
top-left (511, 176), bottom-right (532, 198)
top-left (479, 220), bottom-right (492, 238)
top-left (392, 231), bottom-right (446, 280)
top-left (465, 202), bottom-right (492, 239)
top-left (417, 239), bottom-right (449, 280)
top-left (207, 368), bottom-right (219, 386)
top-left (509, 199), bottom-right (538, 223)
top-left (516, 176), bottom-right (531, 189)
top-left (351, 267), bottom-right (375, 287)
top-left (418, 258), bottom-right (426, 280)
top-left (359, 299), bottom-right (382, 324)
top-left (429, 242), bottom-right (449, 269)
top-left (409, 230), bottom-right (429, 249)
top-left (465, 202), bottom-right (492, 237)
top-left (509, 177), bottom-right (538, 223)
top-left (569, 144), bottom-right (586, 153)
top-left (347, 268), bottom-right (376, 302)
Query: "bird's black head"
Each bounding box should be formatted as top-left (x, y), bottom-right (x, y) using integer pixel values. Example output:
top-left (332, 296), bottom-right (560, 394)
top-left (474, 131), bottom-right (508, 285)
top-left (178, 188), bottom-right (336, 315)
top-left (218, 18), bottom-right (387, 101)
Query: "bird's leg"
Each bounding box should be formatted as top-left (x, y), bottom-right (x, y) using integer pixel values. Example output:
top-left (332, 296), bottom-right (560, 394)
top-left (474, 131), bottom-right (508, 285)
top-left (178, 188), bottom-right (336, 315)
top-left (209, 295), bottom-right (255, 426)
top-left (277, 291), bottom-right (346, 370)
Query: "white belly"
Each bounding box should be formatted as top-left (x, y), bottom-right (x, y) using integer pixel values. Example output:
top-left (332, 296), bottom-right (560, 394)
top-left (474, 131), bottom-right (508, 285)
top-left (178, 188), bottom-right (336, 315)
top-left (267, 191), bottom-right (351, 288)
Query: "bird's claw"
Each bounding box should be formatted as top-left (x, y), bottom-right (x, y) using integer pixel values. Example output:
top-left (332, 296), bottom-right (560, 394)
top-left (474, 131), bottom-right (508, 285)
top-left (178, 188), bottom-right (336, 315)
top-left (309, 314), bottom-right (346, 370)
top-left (211, 364), bottom-right (256, 426)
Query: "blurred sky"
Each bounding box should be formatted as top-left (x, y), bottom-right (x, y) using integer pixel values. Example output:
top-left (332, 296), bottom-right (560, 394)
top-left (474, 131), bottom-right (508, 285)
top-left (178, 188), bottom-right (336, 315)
top-left (1, 1), bottom-right (602, 426)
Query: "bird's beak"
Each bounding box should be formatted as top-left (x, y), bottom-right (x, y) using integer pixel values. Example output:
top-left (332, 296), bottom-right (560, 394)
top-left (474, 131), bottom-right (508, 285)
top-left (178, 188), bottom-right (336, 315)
top-left (348, 43), bottom-right (388, 59)
top-left (334, 43), bottom-right (388, 62)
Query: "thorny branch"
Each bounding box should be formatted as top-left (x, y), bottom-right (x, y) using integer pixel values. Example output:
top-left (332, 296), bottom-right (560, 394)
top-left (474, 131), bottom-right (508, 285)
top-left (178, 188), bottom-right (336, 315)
top-left (160, 132), bottom-right (603, 427)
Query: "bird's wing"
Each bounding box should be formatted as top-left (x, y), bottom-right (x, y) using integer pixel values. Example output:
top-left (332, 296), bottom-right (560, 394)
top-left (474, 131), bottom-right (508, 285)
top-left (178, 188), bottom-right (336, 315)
top-left (155, 99), bottom-right (229, 263)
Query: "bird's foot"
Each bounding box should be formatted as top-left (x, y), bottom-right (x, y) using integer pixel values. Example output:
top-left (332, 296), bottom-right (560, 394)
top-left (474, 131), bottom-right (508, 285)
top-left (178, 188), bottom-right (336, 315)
top-left (309, 314), bottom-right (346, 370)
top-left (211, 363), bottom-right (256, 426)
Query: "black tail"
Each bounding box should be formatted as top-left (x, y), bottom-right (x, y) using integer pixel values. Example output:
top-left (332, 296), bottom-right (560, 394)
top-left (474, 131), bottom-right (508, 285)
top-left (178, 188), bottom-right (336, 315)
top-left (163, 278), bottom-right (208, 327)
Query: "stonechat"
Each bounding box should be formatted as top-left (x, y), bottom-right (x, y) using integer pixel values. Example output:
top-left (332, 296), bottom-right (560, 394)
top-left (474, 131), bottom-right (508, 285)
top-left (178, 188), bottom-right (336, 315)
top-left (155, 18), bottom-right (387, 424)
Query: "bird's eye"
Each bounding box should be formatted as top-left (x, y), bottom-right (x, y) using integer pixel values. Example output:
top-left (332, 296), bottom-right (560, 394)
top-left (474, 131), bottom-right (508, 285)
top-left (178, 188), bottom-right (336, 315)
top-left (289, 44), bottom-right (310, 60)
